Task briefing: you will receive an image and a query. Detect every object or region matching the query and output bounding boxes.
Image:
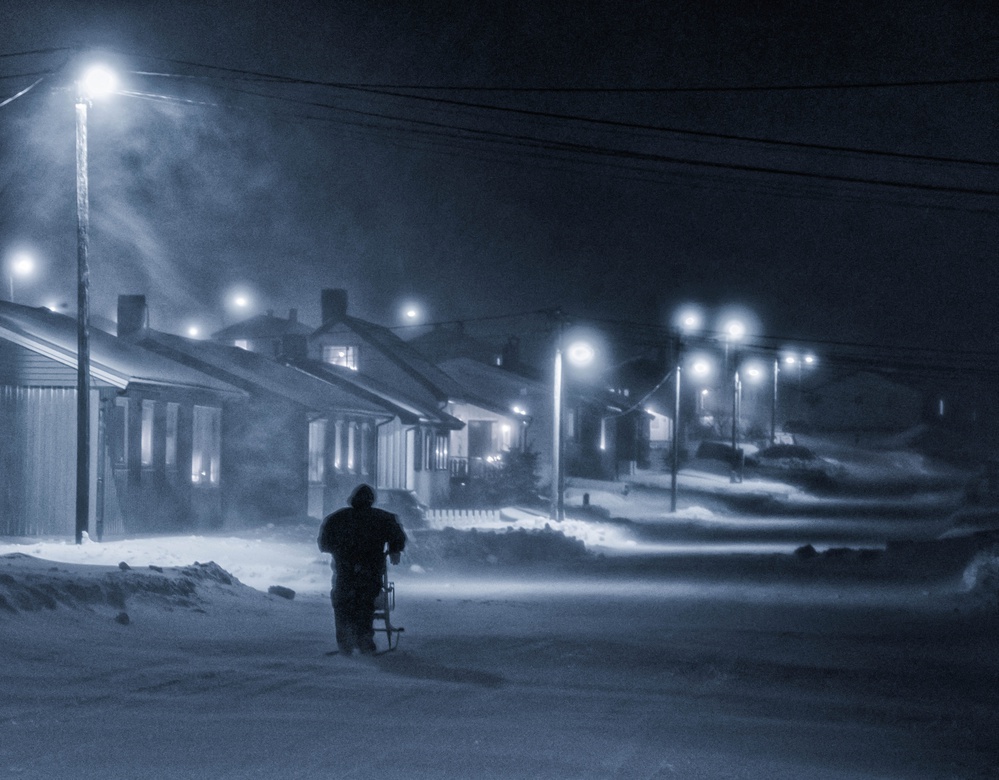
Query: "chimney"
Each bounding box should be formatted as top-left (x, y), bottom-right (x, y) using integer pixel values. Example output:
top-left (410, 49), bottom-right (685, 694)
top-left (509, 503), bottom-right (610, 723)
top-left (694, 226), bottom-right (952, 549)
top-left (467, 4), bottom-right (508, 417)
top-left (288, 308), bottom-right (298, 323)
top-left (117, 295), bottom-right (148, 338)
top-left (321, 288), bottom-right (348, 324)
top-left (280, 333), bottom-right (308, 362)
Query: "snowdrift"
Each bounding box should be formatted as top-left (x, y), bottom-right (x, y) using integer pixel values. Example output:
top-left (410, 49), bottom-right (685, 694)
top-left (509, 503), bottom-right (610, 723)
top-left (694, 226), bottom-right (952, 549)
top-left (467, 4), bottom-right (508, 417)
top-left (0, 553), bottom-right (253, 618)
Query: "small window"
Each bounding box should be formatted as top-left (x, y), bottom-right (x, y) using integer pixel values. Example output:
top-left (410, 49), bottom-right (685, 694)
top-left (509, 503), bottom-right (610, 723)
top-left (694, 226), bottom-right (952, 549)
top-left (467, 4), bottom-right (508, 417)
top-left (234, 339), bottom-right (250, 351)
top-left (165, 403), bottom-right (178, 468)
top-left (434, 433), bottom-right (449, 471)
top-left (140, 400), bottom-right (155, 467)
top-left (347, 421), bottom-right (356, 473)
top-left (192, 405), bottom-right (221, 485)
top-left (323, 345), bottom-right (357, 370)
top-left (111, 398), bottom-right (128, 468)
top-left (308, 419), bottom-right (326, 483)
top-left (333, 420), bottom-right (343, 472)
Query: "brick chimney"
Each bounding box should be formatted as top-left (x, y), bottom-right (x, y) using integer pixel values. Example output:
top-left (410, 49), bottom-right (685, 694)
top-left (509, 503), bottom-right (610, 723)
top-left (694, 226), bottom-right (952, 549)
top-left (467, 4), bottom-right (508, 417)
top-left (117, 295), bottom-right (148, 338)
top-left (321, 289), bottom-right (348, 324)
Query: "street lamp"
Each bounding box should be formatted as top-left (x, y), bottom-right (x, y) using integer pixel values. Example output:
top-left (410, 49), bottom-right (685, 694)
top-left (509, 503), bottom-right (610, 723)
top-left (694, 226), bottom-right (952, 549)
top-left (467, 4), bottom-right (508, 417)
top-left (8, 252), bottom-right (34, 302)
top-left (722, 318), bottom-right (745, 449)
top-left (75, 63), bottom-right (117, 545)
top-left (551, 322), bottom-right (596, 522)
top-left (667, 309), bottom-right (705, 512)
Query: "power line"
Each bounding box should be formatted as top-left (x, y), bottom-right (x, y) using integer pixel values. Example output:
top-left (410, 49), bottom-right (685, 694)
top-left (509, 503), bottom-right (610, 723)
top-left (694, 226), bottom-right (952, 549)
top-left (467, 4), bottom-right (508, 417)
top-left (128, 60), bottom-right (999, 171)
top-left (142, 76), bottom-right (999, 202)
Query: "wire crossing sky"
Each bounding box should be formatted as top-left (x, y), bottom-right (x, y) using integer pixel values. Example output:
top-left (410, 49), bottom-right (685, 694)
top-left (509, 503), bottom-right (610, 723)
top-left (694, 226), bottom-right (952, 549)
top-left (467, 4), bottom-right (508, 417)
top-left (0, 2), bottom-right (997, 366)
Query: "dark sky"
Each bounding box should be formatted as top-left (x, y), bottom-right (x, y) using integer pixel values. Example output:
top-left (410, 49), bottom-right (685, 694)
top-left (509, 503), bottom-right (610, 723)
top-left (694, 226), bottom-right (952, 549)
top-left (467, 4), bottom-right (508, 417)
top-left (1, 1), bottom-right (998, 364)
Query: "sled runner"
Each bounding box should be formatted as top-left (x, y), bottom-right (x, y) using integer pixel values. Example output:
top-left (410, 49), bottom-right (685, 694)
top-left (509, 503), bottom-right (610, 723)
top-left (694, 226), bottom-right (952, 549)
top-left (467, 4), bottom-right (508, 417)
top-left (372, 555), bottom-right (404, 652)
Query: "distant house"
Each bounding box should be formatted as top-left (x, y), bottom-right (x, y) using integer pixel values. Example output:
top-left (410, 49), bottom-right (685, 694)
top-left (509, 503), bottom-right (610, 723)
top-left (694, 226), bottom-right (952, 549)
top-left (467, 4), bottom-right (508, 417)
top-left (306, 289), bottom-right (464, 506)
top-left (0, 301), bottom-right (244, 538)
top-left (437, 356), bottom-right (550, 481)
top-left (118, 296), bottom-right (397, 523)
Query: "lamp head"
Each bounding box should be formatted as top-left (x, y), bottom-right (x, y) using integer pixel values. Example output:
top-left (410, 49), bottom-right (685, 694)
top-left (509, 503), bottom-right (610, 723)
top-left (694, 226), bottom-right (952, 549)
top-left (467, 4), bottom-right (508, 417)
top-left (80, 65), bottom-right (117, 100)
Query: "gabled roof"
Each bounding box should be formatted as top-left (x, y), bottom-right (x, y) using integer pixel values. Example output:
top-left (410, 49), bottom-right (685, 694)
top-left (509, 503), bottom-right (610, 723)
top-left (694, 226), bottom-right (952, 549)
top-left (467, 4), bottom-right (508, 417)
top-left (312, 315), bottom-right (468, 405)
top-left (134, 329), bottom-right (393, 417)
top-left (437, 357), bottom-right (549, 417)
top-left (293, 358), bottom-right (463, 430)
top-left (0, 302), bottom-right (244, 398)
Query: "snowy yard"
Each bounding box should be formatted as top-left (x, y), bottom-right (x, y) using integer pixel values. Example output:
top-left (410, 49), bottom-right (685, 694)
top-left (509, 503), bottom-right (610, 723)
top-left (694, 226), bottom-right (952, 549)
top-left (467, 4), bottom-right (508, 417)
top-left (2, 512), bottom-right (998, 779)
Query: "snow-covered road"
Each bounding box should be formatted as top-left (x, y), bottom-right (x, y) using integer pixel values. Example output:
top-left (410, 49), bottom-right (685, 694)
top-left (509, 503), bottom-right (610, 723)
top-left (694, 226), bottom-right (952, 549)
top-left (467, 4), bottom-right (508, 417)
top-left (2, 524), bottom-right (997, 779)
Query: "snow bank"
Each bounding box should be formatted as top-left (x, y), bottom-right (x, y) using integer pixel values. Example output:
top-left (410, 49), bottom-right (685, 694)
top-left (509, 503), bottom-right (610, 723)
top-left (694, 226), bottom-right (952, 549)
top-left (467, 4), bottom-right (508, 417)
top-left (0, 553), bottom-right (254, 617)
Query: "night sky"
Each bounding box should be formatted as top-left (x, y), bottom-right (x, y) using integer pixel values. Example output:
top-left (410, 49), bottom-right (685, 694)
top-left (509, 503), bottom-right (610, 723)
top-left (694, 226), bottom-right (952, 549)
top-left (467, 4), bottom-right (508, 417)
top-left (1, 1), bottom-right (998, 363)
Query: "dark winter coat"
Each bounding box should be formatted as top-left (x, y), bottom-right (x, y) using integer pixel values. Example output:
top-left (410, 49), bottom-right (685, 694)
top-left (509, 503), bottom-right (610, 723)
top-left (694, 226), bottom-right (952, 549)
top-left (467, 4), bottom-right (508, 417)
top-left (317, 490), bottom-right (406, 583)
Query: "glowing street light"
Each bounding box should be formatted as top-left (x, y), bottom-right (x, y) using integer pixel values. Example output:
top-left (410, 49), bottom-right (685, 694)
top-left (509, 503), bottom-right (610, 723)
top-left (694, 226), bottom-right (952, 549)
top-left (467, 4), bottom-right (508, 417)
top-left (551, 318), bottom-right (599, 521)
top-left (74, 62), bottom-right (117, 545)
top-left (7, 252), bottom-right (34, 302)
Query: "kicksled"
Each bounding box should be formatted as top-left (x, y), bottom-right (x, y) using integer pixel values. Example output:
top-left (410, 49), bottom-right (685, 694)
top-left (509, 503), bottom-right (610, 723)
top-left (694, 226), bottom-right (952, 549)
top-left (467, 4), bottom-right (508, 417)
top-left (372, 558), bottom-right (404, 652)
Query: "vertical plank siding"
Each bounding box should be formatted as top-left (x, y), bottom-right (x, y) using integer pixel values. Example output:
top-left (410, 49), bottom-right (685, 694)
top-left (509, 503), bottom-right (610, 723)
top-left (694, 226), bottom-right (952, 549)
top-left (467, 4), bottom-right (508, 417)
top-left (0, 386), bottom-right (76, 536)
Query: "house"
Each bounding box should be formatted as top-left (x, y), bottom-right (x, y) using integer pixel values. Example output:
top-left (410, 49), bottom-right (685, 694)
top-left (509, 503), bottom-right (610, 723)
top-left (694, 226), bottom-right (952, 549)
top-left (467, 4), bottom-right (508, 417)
top-left (436, 356), bottom-right (550, 481)
top-left (117, 296), bottom-right (400, 523)
top-left (0, 301), bottom-right (244, 538)
top-left (305, 289), bottom-right (466, 506)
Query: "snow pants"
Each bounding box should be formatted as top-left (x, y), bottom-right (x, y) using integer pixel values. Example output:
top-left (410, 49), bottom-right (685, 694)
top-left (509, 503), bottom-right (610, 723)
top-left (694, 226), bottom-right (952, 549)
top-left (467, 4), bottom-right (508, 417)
top-left (331, 573), bottom-right (382, 654)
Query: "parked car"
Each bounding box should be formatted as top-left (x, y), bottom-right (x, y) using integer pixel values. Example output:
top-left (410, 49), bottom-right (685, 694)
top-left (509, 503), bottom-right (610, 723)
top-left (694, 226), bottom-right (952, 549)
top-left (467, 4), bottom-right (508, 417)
top-left (377, 489), bottom-right (429, 529)
top-left (748, 444), bottom-right (843, 489)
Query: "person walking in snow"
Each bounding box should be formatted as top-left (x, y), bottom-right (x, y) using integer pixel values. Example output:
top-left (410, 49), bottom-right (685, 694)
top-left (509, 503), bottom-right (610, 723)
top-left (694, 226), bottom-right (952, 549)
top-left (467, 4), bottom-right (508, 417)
top-left (317, 484), bottom-right (406, 655)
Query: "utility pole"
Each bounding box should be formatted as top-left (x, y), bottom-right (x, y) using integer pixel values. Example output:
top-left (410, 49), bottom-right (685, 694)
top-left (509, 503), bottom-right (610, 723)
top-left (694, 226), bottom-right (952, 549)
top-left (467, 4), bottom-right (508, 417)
top-left (551, 310), bottom-right (564, 522)
top-left (75, 83), bottom-right (91, 545)
top-left (670, 333), bottom-right (681, 513)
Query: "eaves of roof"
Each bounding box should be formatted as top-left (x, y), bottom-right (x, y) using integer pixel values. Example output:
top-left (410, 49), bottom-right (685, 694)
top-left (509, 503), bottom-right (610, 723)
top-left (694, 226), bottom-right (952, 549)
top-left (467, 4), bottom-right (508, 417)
top-left (0, 304), bottom-right (245, 398)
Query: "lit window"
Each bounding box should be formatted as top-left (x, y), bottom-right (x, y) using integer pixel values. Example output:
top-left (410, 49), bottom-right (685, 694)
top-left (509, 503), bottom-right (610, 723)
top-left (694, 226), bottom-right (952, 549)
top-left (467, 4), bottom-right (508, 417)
top-left (333, 420), bottom-right (343, 471)
top-left (192, 405), bottom-right (221, 485)
top-left (434, 433), bottom-right (449, 470)
top-left (141, 400), bottom-right (154, 467)
top-left (323, 345), bottom-right (357, 370)
top-left (165, 403), bottom-right (178, 468)
top-left (308, 419), bottom-right (326, 483)
top-left (111, 398), bottom-right (128, 467)
top-left (234, 339), bottom-right (250, 351)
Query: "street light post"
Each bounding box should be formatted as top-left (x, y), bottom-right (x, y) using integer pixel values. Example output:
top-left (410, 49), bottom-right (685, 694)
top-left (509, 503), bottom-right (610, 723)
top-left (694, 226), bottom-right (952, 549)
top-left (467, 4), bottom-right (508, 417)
top-left (74, 64), bottom-right (115, 545)
top-left (771, 357), bottom-right (780, 445)
top-left (670, 352), bottom-right (681, 513)
top-left (551, 316), bottom-right (564, 522)
top-left (74, 79), bottom-right (91, 545)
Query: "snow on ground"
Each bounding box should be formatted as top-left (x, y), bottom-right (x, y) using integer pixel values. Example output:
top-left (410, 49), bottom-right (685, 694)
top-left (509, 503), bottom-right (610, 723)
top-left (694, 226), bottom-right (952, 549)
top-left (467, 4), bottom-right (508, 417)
top-left (2, 512), bottom-right (999, 779)
top-left (2, 447), bottom-right (997, 779)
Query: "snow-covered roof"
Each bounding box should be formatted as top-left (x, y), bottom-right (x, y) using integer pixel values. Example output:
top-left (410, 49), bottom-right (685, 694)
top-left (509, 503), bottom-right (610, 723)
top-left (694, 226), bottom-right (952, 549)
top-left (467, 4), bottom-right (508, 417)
top-left (295, 358), bottom-right (463, 429)
top-left (438, 357), bottom-right (550, 417)
top-left (135, 329), bottom-right (394, 417)
top-left (0, 302), bottom-right (245, 397)
top-left (312, 315), bottom-right (468, 404)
